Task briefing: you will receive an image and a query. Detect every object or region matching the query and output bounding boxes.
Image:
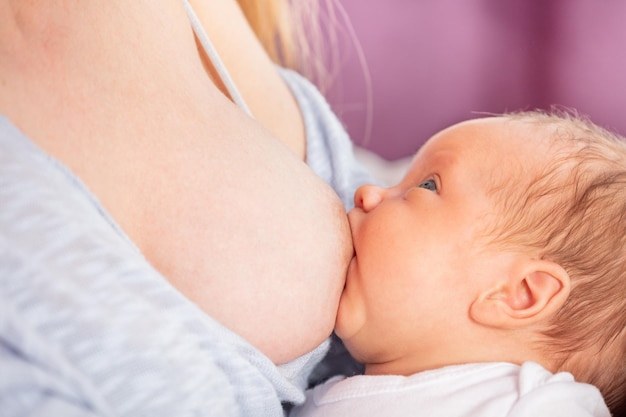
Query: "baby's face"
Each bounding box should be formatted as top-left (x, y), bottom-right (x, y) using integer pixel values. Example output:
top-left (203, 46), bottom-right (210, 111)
top-left (336, 117), bottom-right (547, 373)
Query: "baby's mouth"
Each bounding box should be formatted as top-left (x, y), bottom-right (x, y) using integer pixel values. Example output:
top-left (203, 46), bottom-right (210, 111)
top-left (342, 256), bottom-right (354, 292)
top-left (346, 209), bottom-right (359, 240)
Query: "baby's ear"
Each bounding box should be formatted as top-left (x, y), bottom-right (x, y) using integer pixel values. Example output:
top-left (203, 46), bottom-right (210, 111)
top-left (470, 259), bottom-right (570, 329)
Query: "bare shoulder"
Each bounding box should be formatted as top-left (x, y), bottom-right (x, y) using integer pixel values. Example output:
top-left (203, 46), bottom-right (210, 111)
top-left (188, 0), bottom-right (307, 159)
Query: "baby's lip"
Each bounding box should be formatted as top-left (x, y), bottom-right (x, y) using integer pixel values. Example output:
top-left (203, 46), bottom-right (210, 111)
top-left (344, 252), bottom-right (357, 289)
top-left (346, 209), bottom-right (358, 236)
top-left (347, 208), bottom-right (363, 245)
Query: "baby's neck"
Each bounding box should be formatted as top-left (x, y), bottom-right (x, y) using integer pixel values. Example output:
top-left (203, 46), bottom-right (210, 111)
top-left (363, 332), bottom-right (552, 377)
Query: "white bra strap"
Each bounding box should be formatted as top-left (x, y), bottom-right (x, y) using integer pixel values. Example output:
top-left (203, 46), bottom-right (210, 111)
top-left (182, 0), bottom-right (254, 117)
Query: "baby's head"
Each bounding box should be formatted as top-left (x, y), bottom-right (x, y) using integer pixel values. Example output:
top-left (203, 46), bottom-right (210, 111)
top-left (337, 110), bottom-right (626, 411)
top-left (485, 111), bottom-right (626, 410)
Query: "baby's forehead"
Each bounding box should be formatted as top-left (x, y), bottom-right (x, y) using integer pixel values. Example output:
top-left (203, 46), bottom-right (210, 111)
top-left (415, 117), bottom-right (564, 186)
top-left (420, 117), bottom-right (553, 162)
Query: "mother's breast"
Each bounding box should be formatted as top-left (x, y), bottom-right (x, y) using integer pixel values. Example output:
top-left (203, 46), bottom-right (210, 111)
top-left (136, 101), bottom-right (354, 364)
top-left (0, 0), bottom-right (353, 364)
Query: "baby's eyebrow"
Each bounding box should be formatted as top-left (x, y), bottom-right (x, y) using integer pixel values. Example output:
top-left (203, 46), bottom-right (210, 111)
top-left (424, 150), bottom-right (457, 170)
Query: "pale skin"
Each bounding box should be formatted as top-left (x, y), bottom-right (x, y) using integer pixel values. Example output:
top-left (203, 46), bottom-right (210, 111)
top-left (336, 117), bottom-right (571, 376)
top-left (0, 0), bottom-right (352, 364)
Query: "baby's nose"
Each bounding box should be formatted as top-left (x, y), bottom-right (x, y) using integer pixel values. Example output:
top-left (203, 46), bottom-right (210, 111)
top-left (354, 184), bottom-right (386, 212)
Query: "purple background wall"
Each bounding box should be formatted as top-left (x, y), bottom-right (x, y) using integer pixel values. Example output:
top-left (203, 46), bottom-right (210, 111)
top-left (325, 0), bottom-right (626, 160)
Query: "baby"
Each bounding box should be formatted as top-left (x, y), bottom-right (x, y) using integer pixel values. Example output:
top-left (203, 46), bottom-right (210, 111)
top-left (292, 111), bottom-right (625, 416)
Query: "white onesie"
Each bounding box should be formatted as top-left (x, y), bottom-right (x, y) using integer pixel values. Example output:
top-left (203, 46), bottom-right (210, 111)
top-left (290, 361), bottom-right (610, 417)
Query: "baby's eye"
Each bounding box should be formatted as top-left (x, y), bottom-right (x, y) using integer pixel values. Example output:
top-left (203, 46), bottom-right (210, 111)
top-left (418, 179), bottom-right (437, 191)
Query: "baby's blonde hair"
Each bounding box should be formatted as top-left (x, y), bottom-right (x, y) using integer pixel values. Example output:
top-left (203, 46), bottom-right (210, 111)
top-left (486, 110), bottom-right (626, 412)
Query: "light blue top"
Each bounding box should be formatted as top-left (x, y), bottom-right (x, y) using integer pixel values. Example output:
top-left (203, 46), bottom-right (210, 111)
top-left (0, 66), bottom-right (374, 416)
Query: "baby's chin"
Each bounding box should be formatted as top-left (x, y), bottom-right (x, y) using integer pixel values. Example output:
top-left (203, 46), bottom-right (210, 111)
top-left (333, 259), bottom-right (364, 343)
